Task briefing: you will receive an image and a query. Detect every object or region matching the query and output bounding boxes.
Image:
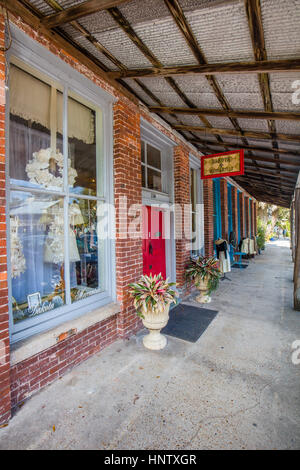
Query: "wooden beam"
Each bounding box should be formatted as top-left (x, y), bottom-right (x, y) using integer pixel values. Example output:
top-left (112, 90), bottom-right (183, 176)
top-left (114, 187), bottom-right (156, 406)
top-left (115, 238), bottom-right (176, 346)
top-left (149, 106), bottom-right (300, 121)
top-left (0, 0), bottom-right (140, 104)
top-left (237, 173), bottom-right (295, 186)
top-left (42, 0), bottom-right (130, 28)
top-left (107, 6), bottom-right (220, 138)
top-left (173, 125), bottom-right (300, 143)
top-left (191, 139), bottom-right (300, 157)
top-left (108, 58), bottom-right (300, 79)
top-left (245, 168), bottom-right (296, 182)
top-left (244, 0), bottom-right (281, 177)
top-left (244, 155), bottom-right (300, 168)
top-left (245, 161), bottom-right (299, 174)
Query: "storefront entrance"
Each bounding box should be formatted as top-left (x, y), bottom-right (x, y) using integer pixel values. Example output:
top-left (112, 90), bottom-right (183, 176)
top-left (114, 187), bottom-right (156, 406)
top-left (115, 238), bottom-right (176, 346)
top-left (142, 206), bottom-right (166, 278)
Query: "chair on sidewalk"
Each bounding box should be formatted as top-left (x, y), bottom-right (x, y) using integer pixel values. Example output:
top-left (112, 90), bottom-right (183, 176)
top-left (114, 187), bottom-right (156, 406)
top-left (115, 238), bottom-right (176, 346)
top-left (232, 251), bottom-right (248, 268)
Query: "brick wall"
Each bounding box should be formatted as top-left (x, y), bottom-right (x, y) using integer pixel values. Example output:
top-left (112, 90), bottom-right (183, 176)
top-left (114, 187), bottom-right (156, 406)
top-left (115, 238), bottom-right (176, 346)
top-left (174, 144), bottom-right (191, 288)
top-left (245, 196), bottom-right (250, 237)
top-left (220, 179), bottom-right (228, 241)
top-left (254, 202), bottom-right (257, 235)
top-left (251, 200), bottom-right (255, 237)
top-left (232, 186), bottom-right (238, 243)
top-left (203, 179), bottom-right (214, 257)
top-left (113, 98), bottom-right (143, 338)
top-left (0, 14), bottom-right (11, 426)
top-left (239, 192), bottom-right (245, 240)
top-left (10, 315), bottom-right (118, 407)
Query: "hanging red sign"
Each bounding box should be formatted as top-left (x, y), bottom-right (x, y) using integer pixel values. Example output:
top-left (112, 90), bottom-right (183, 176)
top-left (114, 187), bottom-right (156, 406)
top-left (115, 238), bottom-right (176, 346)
top-left (201, 149), bottom-right (244, 179)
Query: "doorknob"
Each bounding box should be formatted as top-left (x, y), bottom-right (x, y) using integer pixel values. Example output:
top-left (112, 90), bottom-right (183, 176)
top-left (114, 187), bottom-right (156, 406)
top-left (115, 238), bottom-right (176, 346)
top-left (149, 243), bottom-right (153, 255)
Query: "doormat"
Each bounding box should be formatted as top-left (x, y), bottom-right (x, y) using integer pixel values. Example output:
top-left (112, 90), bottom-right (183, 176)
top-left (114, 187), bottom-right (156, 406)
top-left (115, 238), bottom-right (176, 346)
top-left (232, 264), bottom-right (248, 269)
top-left (161, 303), bottom-right (218, 343)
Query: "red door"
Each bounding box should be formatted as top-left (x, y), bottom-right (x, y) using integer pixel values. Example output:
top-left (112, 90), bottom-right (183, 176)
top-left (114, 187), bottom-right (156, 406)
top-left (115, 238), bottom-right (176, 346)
top-left (142, 206), bottom-right (166, 279)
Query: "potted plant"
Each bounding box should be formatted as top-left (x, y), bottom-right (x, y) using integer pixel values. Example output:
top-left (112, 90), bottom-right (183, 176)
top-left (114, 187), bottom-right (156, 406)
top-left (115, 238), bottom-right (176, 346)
top-left (185, 256), bottom-right (221, 303)
top-left (129, 273), bottom-right (178, 350)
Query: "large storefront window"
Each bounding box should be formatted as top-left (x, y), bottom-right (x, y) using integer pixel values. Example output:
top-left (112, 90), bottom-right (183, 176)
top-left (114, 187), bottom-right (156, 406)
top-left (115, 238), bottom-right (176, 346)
top-left (8, 62), bottom-right (109, 337)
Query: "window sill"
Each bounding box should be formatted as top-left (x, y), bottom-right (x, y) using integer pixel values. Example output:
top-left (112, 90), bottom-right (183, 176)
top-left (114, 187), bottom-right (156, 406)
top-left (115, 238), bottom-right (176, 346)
top-left (10, 302), bottom-right (121, 366)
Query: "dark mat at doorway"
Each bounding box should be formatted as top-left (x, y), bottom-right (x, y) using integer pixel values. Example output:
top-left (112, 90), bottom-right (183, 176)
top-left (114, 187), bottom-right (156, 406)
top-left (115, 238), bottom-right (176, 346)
top-left (162, 303), bottom-right (218, 343)
top-left (232, 264), bottom-right (248, 269)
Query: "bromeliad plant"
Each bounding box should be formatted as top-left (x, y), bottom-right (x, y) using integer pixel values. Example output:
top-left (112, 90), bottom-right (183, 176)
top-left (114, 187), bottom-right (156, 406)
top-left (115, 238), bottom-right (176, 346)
top-left (129, 273), bottom-right (178, 319)
top-left (185, 256), bottom-right (221, 295)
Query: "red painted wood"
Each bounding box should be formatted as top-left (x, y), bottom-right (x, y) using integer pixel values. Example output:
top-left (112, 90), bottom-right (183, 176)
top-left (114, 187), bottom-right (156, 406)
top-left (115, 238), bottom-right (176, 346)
top-left (142, 206), bottom-right (166, 279)
top-left (201, 149), bottom-right (244, 179)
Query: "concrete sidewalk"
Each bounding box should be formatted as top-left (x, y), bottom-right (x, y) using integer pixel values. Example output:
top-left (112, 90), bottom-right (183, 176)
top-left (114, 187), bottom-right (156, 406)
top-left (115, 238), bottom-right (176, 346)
top-left (1, 240), bottom-right (300, 449)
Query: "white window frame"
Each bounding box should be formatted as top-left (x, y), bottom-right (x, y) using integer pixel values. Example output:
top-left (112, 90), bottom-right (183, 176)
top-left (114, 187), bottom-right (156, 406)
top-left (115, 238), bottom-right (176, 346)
top-left (141, 140), bottom-right (164, 193)
top-left (6, 25), bottom-right (116, 343)
top-left (189, 155), bottom-right (205, 257)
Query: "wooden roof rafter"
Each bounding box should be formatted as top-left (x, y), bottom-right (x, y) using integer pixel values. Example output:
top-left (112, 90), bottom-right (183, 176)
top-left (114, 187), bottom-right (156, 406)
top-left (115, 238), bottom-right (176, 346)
top-left (163, 0), bottom-right (263, 178)
top-left (39, 0), bottom-right (206, 149)
top-left (245, 0), bottom-right (281, 179)
top-left (107, 5), bottom-right (226, 147)
top-left (42, 0), bottom-right (131, 28)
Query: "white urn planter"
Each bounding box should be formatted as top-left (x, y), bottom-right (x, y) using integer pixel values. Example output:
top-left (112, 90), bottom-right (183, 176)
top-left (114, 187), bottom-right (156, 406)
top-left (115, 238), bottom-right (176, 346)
top-left (195, 275), bottom-right (211, 304)
top-left (142, 304), bottom-right (170, 350)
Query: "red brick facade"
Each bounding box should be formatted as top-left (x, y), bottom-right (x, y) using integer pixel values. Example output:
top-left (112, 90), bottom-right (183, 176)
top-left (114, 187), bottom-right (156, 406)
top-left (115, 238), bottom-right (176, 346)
top-left (232, 187), bottom-right (238, 242)
top-left (0, 14), bottom-right (11, 425)
top-left (174, 144), bottom-right (191, 288)
top-left (220, 179), bottom-right (228, 241)
top-left (239, 192), bottom-right (245, 240)
top-left (203, 180), bottom-right (214, 257)
top-left (0, 16), bottom-right (257, 424)
top-left (245, 196), bottom-right (250, 237)
top-left (113, 99), bottom-right (143, 339)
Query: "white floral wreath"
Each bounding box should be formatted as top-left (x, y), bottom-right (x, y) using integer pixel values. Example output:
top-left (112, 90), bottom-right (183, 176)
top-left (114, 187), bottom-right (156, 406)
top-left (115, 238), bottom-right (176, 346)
top-left (26, 148), bottom-right (78, 189)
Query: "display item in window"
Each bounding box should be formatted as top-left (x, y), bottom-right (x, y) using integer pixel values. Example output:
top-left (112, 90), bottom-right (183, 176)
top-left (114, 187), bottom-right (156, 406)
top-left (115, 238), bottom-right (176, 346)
top-left (10, 216), bottom-right (26, 278)
top-left (25, 148), bottom-right (78, 189)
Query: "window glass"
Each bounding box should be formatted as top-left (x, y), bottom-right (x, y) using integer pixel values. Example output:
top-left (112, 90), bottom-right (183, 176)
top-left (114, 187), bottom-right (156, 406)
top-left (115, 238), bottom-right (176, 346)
top-left (68, 96), bottom-right (97, 196)
top-left (141, 142), bottom-right (162, 191)
top-left (9, 65), bottom-right (63, 191)
top-left (8, 62), bottom-right (108, 339)
top-left (141, 141), bottom-right (145, 163)
top-left (10, 190), bottom-right (65, 324)
top-left (148, 167), bottom-right (162, 192)
top-left (69, 198), bottom-right (104, 303)
top-left (147, 144), bottom-right (161, 170)
top-left (141, 165), bottom-right (146, 188)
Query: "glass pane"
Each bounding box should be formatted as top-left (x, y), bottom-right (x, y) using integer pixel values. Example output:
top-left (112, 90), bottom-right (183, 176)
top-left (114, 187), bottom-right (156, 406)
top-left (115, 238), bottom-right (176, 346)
top-left (147, 143), bottom-right (161, 170)
top-left (9, 65), bottom-right (63, 191)
top-left (191, 169), bottom-right (197, 212)
top-left (141, 141), bottom-right (145, 163)
top-left (142, 164), bottom-right (146, 188)
top-left (10, 190), bottom-right (65, 324)
top-left (148, 167), bottom-right (162, 192)
top-left (69, 198), bottom-right (104, 303)
top-left (68, 95), bottom-right (97, 196)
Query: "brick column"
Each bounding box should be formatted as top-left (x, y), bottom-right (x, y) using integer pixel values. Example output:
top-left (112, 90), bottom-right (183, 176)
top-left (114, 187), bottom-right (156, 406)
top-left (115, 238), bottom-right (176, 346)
top-left (251, 200), bottom-right (255, 236)
top-left (232, 186), bottom-right (238, 241)
top-left (113, 98), bottom-right (143, 339)
top-left (220, 179), bottom-right (228, 241)
top-left (254, 201), bottom-right (257, 235)
top-left (239, 192), bottom-right (245, 240)
top-left (174, 144), bottom-right (191, 288)
top-left (0, 15), bottom-right (11, 425)
top-left (203, 179), bottom-right (214, 257)
top-left (245, 196), bottom-right (250, 237)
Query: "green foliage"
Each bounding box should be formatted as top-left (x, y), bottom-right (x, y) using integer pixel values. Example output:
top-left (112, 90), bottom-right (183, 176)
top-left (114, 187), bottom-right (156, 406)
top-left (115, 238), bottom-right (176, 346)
top-left (185, 256), bottom-right (221, 295)
top-left (257, 218), bottom-right (266, 250)
top-left (129, 273), bottom-right (178, 319)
